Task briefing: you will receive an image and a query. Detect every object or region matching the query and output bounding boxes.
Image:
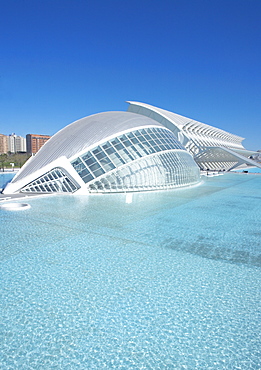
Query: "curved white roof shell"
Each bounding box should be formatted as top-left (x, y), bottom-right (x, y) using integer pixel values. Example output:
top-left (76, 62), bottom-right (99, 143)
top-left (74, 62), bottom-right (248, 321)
top-left (12, 111), bottom-right (167, 184)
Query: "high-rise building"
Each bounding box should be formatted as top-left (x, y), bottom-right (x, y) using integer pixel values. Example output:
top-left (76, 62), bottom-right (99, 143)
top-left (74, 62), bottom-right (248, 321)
top-left (26, 134), bottom-right (51, 154)
top-left (0, 134), bottom-right (8, 154)
top-left (8, 134), bottom-right (26, 153)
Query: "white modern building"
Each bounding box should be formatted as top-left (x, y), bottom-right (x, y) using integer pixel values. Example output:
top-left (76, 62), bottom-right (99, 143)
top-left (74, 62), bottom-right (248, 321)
top-left (127, 102), bottom-right (260, 171)
top-left (3, 102), bottom-right (260, 195)
top-left (3, 111), bottom-right (200, 194)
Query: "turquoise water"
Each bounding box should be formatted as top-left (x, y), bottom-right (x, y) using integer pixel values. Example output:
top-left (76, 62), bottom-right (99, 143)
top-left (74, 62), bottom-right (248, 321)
top-left (246, 167), bottom-right (261, 173)
top-left (232, 167), bottom-right (261, 173)
top-left (0, 173), bottom-right (261, 369)
top-left (0, 172), bottom-right (16, 189)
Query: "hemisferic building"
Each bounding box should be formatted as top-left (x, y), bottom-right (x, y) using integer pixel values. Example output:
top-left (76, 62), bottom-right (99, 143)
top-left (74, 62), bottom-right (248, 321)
top-left (3, 102), bottom-right (261, 195)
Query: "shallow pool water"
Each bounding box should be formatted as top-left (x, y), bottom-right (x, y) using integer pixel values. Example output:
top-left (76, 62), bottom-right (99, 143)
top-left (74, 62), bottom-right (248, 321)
top-left (232, 166), bottom-right (261, 173)
top-left (0, 173), bottom-right (261, 369)
top-left (0, 172), bottom-right (16, 190)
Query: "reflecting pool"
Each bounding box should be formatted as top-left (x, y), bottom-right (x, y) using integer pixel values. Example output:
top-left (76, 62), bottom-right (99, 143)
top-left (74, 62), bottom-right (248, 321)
top-left (0, 173), bottom-right (261, 369)
top-left (0, 172), bottom-right (16, 190)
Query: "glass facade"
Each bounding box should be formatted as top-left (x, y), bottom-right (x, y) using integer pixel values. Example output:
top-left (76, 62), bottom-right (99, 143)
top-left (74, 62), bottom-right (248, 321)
top-left (71, 127), bottom-right (199, 193)
top-left (88, 151), bottom-right (199, 193)
top-left (21, 168), bottom-right (79, 193)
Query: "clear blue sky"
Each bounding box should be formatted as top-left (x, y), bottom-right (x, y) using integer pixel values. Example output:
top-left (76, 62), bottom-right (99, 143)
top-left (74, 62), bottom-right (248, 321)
top-left (0, 0), bottom-right (260, 149)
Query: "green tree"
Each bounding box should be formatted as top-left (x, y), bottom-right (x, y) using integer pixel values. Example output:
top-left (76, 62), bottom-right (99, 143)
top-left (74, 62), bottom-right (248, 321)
top-left (0, 153), bottom-right (8, 171)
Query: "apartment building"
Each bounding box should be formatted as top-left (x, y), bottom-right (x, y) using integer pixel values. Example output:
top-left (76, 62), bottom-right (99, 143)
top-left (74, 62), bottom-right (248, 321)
top-left (26, 134), bottom-right (51, 154)
top-left (0, 134), bottom-right (8, 154)
top-left (8, 134), bottom-right (26, 153)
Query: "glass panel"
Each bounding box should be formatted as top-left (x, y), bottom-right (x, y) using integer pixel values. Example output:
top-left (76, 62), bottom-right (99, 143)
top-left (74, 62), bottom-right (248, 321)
top-left (79, 169), bottom-right (90, 177)
top-left (147, 146), bottom-right (156, 154)
top-left (119, 135), bottom-right (128, 143)
top-left (149, 133), bottom-right (158, 140)
top-left (121, 138), bottom-right (132, 147)
top-left (129, 145), bottom-right (142, 158)
top-left (153, 138), bottom-right (162, 145)
top-left (82, 173), bottom-right (94, 183)
top-left (95, 151), bottom-right (106, 160)
top-left (72, 158), bottom-right (81, 166)
top-left (131, 145), bottom-right (142, 157)
top-left (89, 162), bottom-right (101, 172)
top-left (46, 183), bottom-right (53, 192)
top-left (137, 143), bottom-right (150, 155)
top-left (49, 183), bottom-right (58, 192)
top-left (84, 157), bottom-right (96, 167)
top-left (92, 148), bottom-right (101, 156)
top-left (101, 162), bottom-right (115, 172)
top-left (73, 161), bottom-right (86, 172)
top-left (109, 151), bottom-right (125, 166)
top-left (110, 138), bottom-right (119, 146)
top-left (61, 182), bottom-right (70, 192)
top-left (112, 139), bottom-right (124, 151)
top-left (52, 171), bottom-right (59, 179)
top-left (143, 133), bottom-right (153, 141)
top-left (129, 137), bottom-right (139, 145)
top-left (126, 131), bottom-right (135, 138)
top-left (137, 135), bottom-right (147, 144)
top-left (116, 148), bottom-right (132, 162)
top-left (103, 146), bottom-right (115, 155)
top-left (92, 167), bottom-right (105, 177)
top-left (82, 153), bottom-right (92, 161)
top-left (99, 156), bottom-right (113, 166)
top-left (164, 142), bottom-right (174, 150)
top-left (101, 143), bottom-right (110, 150)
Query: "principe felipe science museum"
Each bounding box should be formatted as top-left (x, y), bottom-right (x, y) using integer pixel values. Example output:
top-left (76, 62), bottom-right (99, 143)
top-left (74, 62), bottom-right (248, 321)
top-left (3, 101), bottom-right (261, 195)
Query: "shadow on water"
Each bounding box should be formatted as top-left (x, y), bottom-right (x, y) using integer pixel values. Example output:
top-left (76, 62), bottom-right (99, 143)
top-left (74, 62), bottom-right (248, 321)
top-left (163, 237), bottom-right (261, 268)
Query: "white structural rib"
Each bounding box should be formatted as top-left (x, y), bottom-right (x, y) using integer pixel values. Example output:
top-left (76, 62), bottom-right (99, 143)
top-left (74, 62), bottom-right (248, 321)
top-left (127, 101), bottom-right (259, 171)
top-left (194, 147), bottom-right (261, 170)
top-left (127, 101), bottom-right (245, 149)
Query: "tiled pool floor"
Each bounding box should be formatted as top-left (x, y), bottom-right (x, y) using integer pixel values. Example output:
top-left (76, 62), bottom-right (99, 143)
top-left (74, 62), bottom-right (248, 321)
top-left (1, 173), bottom-right (261, 369)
